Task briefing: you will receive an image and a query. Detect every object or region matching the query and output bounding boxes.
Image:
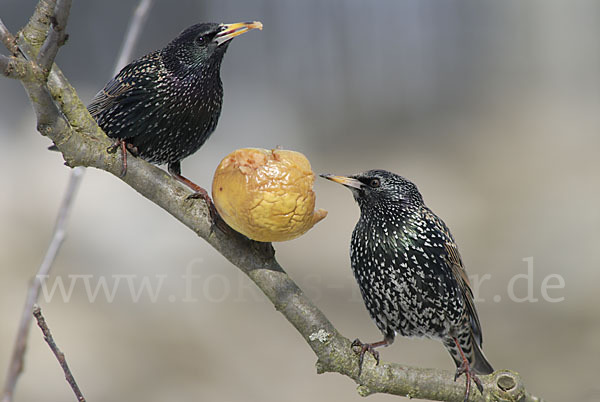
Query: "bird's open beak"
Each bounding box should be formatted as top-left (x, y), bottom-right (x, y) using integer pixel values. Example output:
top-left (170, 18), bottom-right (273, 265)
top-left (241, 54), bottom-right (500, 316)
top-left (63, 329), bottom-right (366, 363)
top-left (215, 21), bottom-right (263, 46)
top-left (320, 174), bottom-right (363, 190)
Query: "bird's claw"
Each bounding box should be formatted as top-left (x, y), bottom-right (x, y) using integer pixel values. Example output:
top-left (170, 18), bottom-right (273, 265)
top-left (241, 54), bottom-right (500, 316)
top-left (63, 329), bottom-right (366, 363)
top-left (106, 143), bottom-right (119, 154)
top-left (187, 192), bottom-right (231, 235)
top-left (473, 376), bottom-right (484, 394)
top-left (454, 360), bottom-right (484, 401)
top-left (186, 192), bottom-right (202, 200)
top-left (210, 211), bottom-right (232, 235)
top-left (351, 338), bottom-right (380, 377)
top-left (106, 140), bottom-right (128, 177)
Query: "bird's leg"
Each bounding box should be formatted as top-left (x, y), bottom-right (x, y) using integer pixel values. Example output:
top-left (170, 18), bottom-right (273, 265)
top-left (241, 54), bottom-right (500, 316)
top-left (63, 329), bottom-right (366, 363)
top-left (167, 161), bottom-right (211, 200)
top-left (453, 337), bottom-right (484, 402)
top-left (106, 139), bottom-right (128, 177)
top-left (351, 337), bottom-right (390, 377)
top-left (167, 162), bottom-right (229, 233)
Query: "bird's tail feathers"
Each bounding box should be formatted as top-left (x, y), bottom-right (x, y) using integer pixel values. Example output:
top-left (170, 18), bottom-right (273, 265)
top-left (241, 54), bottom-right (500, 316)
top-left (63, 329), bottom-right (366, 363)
top-left (444, 332), bottom-right (494, 375)
top-left (470, 337), bottom-right (494, 375)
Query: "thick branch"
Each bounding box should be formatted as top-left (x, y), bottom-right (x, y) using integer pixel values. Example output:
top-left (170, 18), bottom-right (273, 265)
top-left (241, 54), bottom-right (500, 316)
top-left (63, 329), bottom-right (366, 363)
top-left (2, 2), bottom-right (151, 402)
top-left (0, 54), bottom-right (41, 80)
top-left (0, 18), bottom-right (18, 54)
top-left (36, 0), bottom-right (71, 73)
top-left (0, 4), bottom-right (544, 401)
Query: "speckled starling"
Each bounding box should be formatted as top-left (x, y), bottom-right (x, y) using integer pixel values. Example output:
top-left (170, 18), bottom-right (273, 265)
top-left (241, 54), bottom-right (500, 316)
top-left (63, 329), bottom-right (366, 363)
top-left (87, 21), bottom-right (262, 199)
top-left (322, 170), bottom-right (493, 401)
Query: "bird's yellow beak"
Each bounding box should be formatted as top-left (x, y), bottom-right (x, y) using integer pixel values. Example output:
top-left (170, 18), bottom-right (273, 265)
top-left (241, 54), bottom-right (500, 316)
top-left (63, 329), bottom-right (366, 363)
top-left (215, 21), bottom-right (263, 45)
top-left (320, 174), bottom-right (363, 190)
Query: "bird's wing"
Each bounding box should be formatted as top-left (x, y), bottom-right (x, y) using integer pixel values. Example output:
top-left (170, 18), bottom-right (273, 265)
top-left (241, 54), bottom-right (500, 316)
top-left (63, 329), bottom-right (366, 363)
top-left (424, 209), bottom-right (484, 346)
top-left (87, 75), bottom-right (132, 118)
top-left (87, 53), bottom-right (163, 138)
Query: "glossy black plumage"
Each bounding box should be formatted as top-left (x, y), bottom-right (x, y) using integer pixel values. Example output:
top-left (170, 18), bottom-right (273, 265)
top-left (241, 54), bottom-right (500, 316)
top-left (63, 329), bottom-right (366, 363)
top-left (322, 170), bottom-right (493, 401)
top-left (87, 22), bottom-right (262, 181)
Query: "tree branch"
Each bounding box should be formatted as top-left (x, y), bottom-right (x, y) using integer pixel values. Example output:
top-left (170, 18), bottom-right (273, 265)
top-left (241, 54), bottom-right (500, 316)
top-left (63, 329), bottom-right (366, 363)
top-left (36, 0), bottom-right (71, 73)
top-left (0, 54), bottom-right (41, 81)
top-left (32, 306), bottom-right (86, 402)
top-left (1, 167), bottom-right (82, 402)
top-left (2, 1), bottom-right (152, 402)
top-left (0, 17), bottom-right (18, 54)
top-left (113, 0), bottom-right (153, 74)
top-left (1, 10), bottom-right (65, 402)
top-left (0, 2), bottom-right (545, 401)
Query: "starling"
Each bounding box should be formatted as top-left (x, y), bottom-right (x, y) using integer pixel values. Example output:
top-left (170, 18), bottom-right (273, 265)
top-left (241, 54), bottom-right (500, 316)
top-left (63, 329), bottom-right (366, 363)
top-left (87, 21), bottom-right (262, 204)
top-left (322, 170), bottom-right (493, 401)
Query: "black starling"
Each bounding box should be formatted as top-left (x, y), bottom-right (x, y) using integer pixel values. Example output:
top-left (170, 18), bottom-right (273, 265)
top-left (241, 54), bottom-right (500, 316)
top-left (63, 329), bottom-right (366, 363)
top-left (322, 170), bottom-right (493, 401)
top-left (87, 21), bottom-right (262, 202)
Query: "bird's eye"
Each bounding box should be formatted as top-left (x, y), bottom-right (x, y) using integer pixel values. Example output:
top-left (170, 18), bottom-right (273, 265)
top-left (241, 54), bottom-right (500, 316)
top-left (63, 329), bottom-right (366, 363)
top-left (195, 35), bottom-right (205, 44)
top-left (369, 178), bottom-right (381, 188)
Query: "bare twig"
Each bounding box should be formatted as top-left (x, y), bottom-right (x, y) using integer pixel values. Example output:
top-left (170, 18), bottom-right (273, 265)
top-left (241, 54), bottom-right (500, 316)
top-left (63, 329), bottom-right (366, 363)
top-left (0, 17), bottom-right (18, 53)
top-left (36, 0), bottom-right (71, 73)
top-left (1, 1), bottom-right (153, 401)
top-left (32, 305), bottom-right (86, 402)
top-left (113, 0), bottom-right (153, 74)
top-left (1, 167), bottom-right (82, 402)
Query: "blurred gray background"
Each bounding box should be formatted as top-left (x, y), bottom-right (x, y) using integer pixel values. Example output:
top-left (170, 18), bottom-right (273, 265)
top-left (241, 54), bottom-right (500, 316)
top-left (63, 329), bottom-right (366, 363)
top-left (1, 1), bottom-right (599, 401)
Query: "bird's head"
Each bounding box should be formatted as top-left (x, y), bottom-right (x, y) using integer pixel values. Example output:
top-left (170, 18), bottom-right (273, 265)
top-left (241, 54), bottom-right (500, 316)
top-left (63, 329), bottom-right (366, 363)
top-left (321, 169), bottom-right (424, 210)
top-left (165, 21), bottom-right (262, 71)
